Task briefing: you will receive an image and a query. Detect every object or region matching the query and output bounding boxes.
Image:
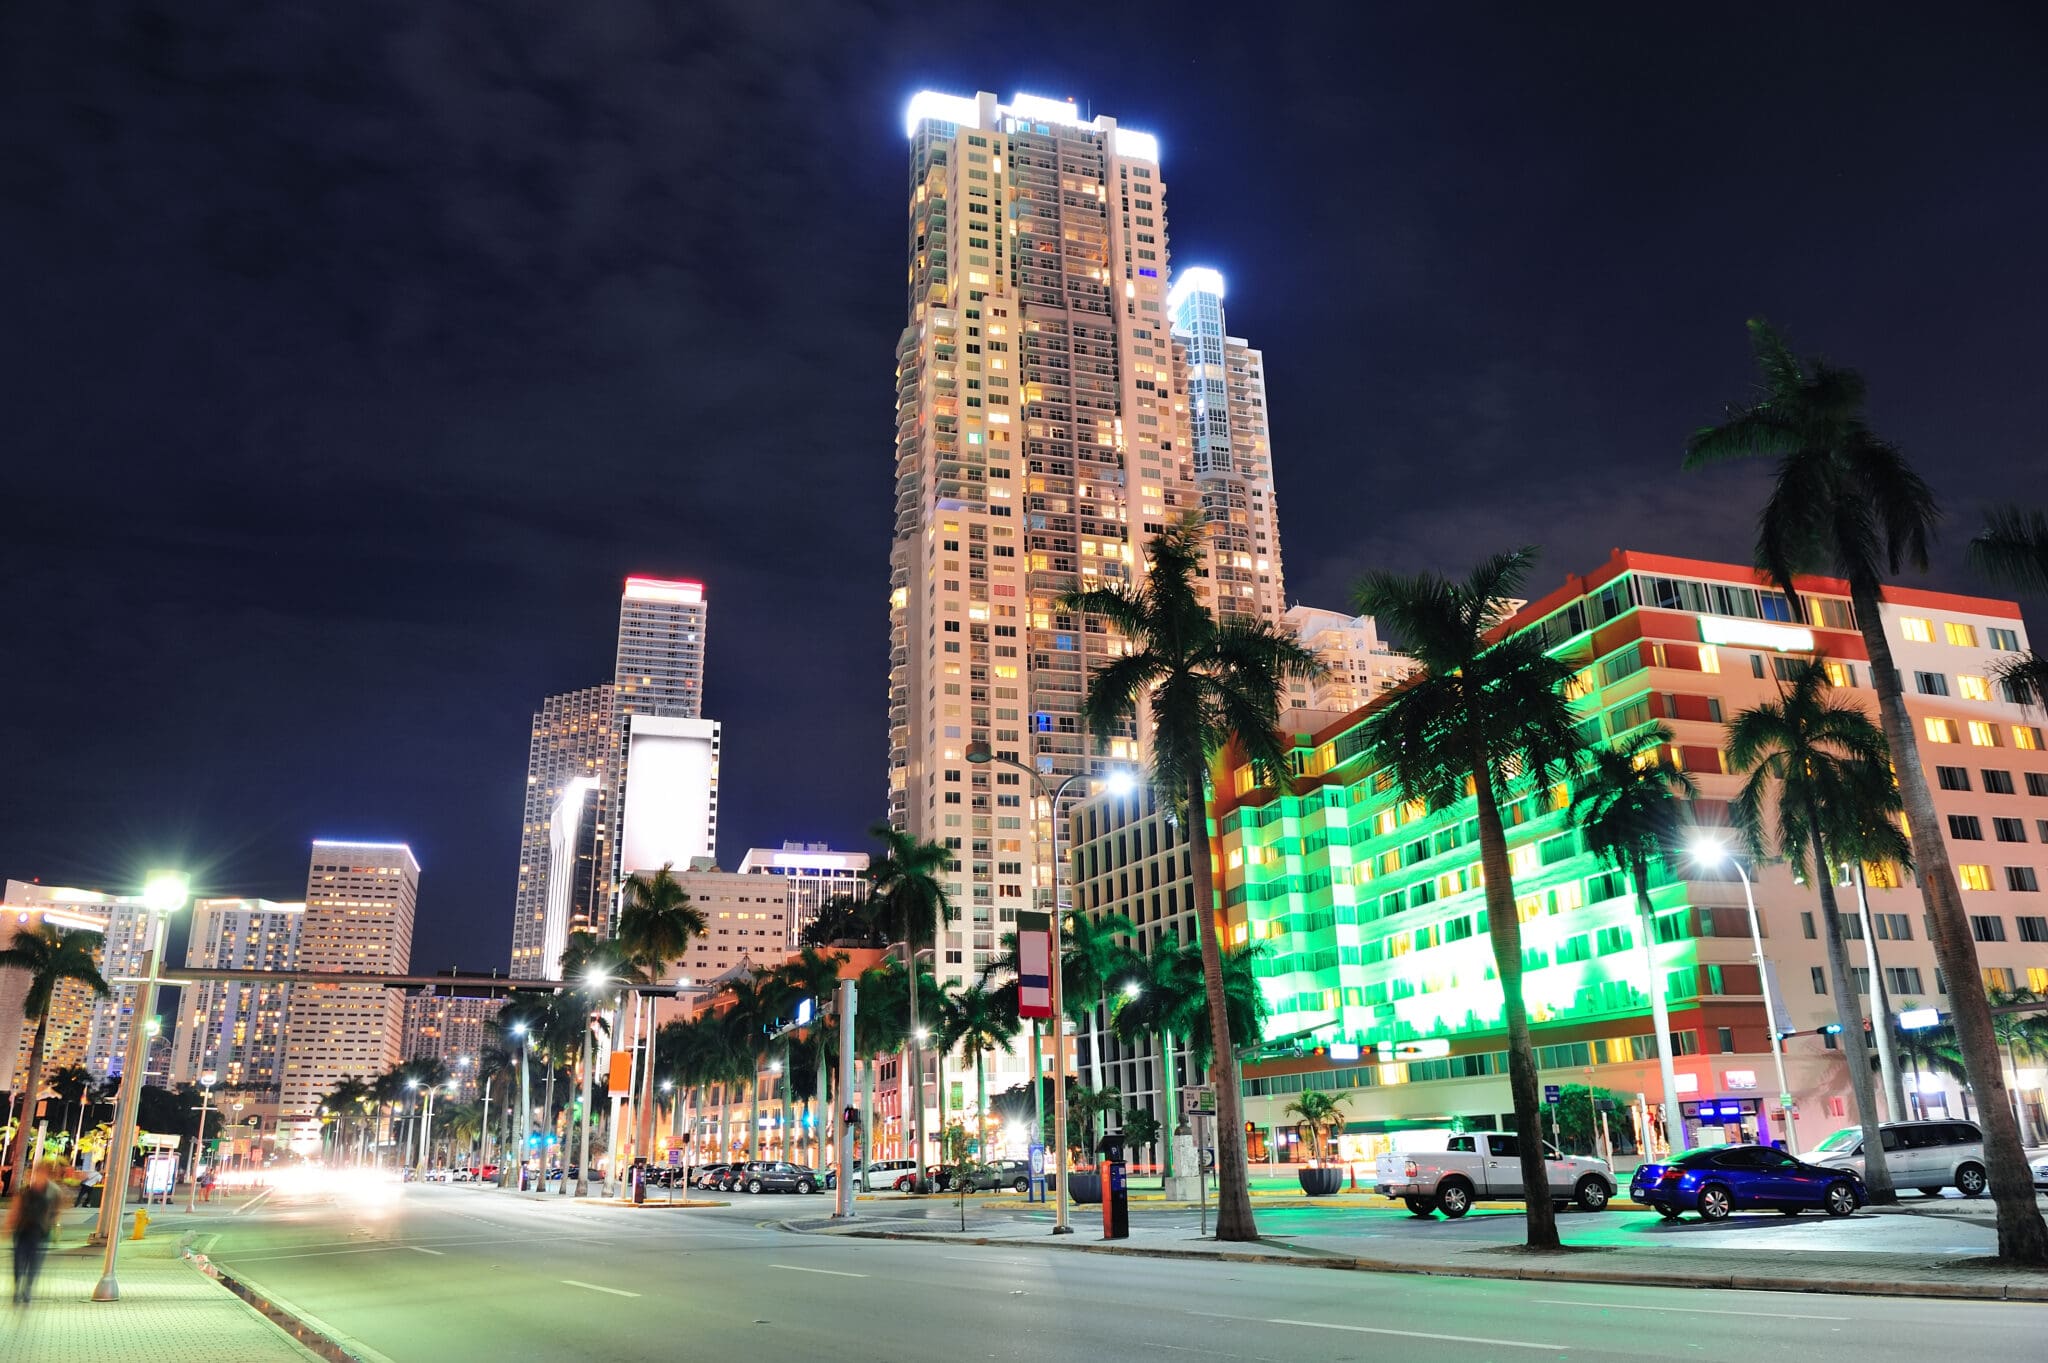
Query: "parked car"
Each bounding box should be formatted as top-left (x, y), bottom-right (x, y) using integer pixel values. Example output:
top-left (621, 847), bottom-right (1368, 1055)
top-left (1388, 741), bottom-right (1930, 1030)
top-left (953, 1160), bottom-right (1032, 1193)
top-left (722, 1161), bottom-right (773, 1192)
top-left (2031, 1153), bottom-right (2048, 1192)
top-left (851, 1159), bottom-right (920, 1191)
top-left (1374, 1132), bottom-right (1617, 1218)
top-left (693, 1164), bottom-right (734, 1190)
top-left (1807, 1119), bottom-right (1987, 1197)
top-left (1630, 1143), bottom-right (1867, 1221)
top-left (745, 1162), bottom-right (828, 1194)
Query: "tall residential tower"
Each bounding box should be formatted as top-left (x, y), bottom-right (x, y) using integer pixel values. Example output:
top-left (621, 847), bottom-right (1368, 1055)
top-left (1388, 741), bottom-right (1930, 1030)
top-left (509, 686), bottom-right (618, 977)
top-left (169, 897), bottom-right (304, 1088)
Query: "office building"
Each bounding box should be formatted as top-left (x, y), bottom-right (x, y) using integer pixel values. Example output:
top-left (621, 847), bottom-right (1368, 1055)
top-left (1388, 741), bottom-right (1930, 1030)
top-left (1168, 267), bottom-right (1285, 624)
top-left (1283, 606), bottom-right (1419, 718)
top-left (615, 577), bottom-right (708, 722)
top-left (279, 841), bottom-right (419, 1144)
top-left (1191, 549), bottom-right (2048, 1158)
top-left (170, 897), bottom-right (305, 1089)
top-left (736, 843), bottom-right (870, 945)
top-left (509, 685), bottom-right (619, 978)
top-left (648, 867), bottom-right (791, 984)
top-left (400, 988), bottom-right (502, 1091)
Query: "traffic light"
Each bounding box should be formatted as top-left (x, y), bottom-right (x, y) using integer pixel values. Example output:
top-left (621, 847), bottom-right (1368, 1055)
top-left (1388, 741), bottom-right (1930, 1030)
top-left (1820, 1023), bottom-right (1843, 1035)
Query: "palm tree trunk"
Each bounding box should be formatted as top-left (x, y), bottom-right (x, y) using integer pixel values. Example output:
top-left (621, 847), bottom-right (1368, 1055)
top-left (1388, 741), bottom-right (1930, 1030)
top-left (10, 1013), bottom-right (50, 1189)
top-left (859, 1056), bottom-right (873, 1184)
top-left (974, 1049), bottom-right (988, 1155)
top-left (1160, 1028), bottom-right (1177, 1179)
top-left (1853, 579), bottom-right (2046, 1258)
top-left (2003, 1040), bottom-right (2039, 1147)
top-left (780, 1039), bottom-right (794, 1162)
top-left (576, 1029), bottom-right (594, 1197)
top-left (638, 995), bottom-right (659, 1166)
top-left (1805, 806), bottom-right (1896, 1203)
top-left (1467, 747), bottom-right (1558, 1249)
top-left (1851, 864), bottom-right (1907, 1122)
top-left (1187, 766), bottom-right (1256, 1241)
top-left (1633, 869), bottom-right (1686, 1153)
top-left (748, 1076), bottom-right (761, 1161)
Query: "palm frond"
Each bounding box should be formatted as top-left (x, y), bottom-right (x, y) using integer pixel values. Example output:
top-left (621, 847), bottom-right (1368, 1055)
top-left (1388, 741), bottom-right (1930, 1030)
top-left (1969, 504), bottom-right (2048, 597)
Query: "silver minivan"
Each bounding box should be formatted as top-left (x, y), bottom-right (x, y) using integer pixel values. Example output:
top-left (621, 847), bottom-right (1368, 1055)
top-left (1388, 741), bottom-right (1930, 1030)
top-left (1809, 1119), bottom-right (1987, 1197)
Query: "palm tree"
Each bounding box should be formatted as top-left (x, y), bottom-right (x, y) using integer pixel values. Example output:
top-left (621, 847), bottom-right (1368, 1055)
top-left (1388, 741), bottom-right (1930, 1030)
top-left (1569, 722), bottom-right (1697, 1153)
top-left (939, 981), bottom-right (1019, 1156)
top-left (1062, 911), bottom-right (1140, 1093)
top-left (0, 923), bottom-right (109, 1188)
top-left (866, 824), bottom-right (957, 1179)
top-left (1829, 752), bottom-right (1919, 1123)
top-left (1967, 505), bottom-right (2048, 708)
top-left (561, 930), bottom-right (641, 1194)
top-left (1979, 988), bottom-right (2048, 1147)
top-left (718, 973), bottom-right (778, 1161)
top-left (1065, 517), bottom-right (1321, 1242)
top-left (320, 1077), bottom-right (373, 1166)
top-left (1110, 937), bottom-right (1206, 1169)
top-left (1726, 659), bottom-right (1899, 1203)
top-left (1688, 321), bottom-right (2045, 1260)
top-left (768, 947), bottom-right (847, 1166)
top-left (1354, 547), bottom-right (1585, 1250)
top-left (1284, 1090), bottom-right (1351, 1165)
top-left (800, 894), bottom-right (887, 950)
top-left (616, 864), bottom-right (707, 1163)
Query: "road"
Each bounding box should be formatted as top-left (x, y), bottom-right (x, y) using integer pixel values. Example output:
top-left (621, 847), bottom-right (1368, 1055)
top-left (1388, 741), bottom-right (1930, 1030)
top-left (193, 1182), bottom-right (2044, 1363)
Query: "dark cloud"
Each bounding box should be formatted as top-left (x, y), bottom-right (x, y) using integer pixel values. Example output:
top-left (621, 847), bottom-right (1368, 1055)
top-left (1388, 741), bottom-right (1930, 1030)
top-left (2, 2), bottom-right (2044, 967)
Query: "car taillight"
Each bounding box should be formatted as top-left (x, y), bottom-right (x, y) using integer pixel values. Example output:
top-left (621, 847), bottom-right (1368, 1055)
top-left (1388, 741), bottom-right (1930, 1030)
top-left (1403, 1161), bottom-right (1418, 1178)
top-left (1660, 1168), bottom-right (1683, 1182)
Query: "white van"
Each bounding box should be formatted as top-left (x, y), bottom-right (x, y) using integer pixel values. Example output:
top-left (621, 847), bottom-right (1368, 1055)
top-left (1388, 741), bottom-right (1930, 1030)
top-left (1808, 1119), bottom-right (1987, 1196)
top-left (850, 1159), bottom-right (920, 1191)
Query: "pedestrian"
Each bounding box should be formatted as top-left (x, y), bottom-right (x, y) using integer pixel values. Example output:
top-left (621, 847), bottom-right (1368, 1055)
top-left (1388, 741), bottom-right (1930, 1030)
top-left (199, 1168), bottom-right (215, 1203)
top-left (8, 1159), bottom-right (66, 1306)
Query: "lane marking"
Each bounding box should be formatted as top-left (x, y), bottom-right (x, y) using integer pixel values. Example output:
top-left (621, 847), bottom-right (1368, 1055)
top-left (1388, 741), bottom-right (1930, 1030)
top-left (407, 1245), bottom-right (446, 1255)
top-left (1534, 1298), bottom-right (1849, 1322)
top-left (562, 1279), bottom-right (641, 1297)
top-left (233, 1187), bottom-right (277, 1216)
top-left (1190, 1313), bottom-right (1562, 1352)
top-left (770, 1263), bottom-right (868, 1278)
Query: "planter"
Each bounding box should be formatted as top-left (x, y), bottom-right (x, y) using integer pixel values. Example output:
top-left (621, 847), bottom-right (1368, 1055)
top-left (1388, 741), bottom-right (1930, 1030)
top-left (1297, 1166), bottom-right (1344, 1196)
top-left (1066, 1171), bottom-right (1103, 1204)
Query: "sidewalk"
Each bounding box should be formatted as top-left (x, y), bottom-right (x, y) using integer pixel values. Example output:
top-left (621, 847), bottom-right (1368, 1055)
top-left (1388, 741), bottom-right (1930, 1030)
top-left (0, 1209), bottom-right (320, 1363)
top-left (789, 1211), bottom-right (2048, 1304)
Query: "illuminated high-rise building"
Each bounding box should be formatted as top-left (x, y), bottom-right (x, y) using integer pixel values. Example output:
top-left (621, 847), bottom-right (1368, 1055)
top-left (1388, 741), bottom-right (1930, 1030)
top-left (279, 840), bottom-right (418, 1143)
top-left (615, 577), bottom-right (708, 722)
top-left (0, 882), bottom-right (130, 1091)
top-left (1283, 606), bottom-right (1419, 719)
top-left (889, 90), bottom-right (1188, 990)
top-left (508, 686), bottom-right (618, 978)
top-left (736, 843), bottom-right (871, 946)
top-left (1168, 267), bottom-right (1285, 623)
top-left (170, 897), bottom-right (304, 1088)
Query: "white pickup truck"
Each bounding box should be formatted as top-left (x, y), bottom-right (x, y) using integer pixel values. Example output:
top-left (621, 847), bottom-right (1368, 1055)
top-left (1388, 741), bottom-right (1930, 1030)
top-left (1374, 1132), bottom-right (1617, 1218)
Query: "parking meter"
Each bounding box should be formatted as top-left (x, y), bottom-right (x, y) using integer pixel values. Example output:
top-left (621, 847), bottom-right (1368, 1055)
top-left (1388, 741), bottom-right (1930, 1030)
top-left (632, 1157), bottom-right (647, 1205)
top-left (1097, 1130), bottom-right (1129, 1241)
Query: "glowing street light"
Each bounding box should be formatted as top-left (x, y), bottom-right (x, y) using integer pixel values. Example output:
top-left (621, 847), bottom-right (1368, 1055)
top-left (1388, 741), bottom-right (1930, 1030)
top-left (92, 870), bottom-right (189, 1301)
top-left (1688, 834), bottom-right (1798, 1154)
top-left (188, 1070), bottom-right (217, 1212)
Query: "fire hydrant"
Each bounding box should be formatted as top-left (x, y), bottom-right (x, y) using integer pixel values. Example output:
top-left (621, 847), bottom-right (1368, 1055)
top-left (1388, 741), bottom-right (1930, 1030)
top-left (129, 1209), bottom-right (150, 1241)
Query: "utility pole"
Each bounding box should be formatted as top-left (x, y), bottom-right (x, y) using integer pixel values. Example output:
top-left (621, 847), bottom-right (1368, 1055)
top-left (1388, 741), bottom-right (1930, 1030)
top-left (834, 978), bottom-right (857, 1220)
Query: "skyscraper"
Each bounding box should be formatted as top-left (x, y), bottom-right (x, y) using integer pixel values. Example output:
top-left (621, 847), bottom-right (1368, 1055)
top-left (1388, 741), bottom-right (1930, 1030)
top-left (890, 90), bottom-right (1188, 985)
top-left (400, 987), bottom-right (502, 1092)
top-left (0, 882), bottom-right (126, 1091)
top-left (1169, 267), bottom-right (1286, 623)
top-left (508, 685), bottom-right (618, 978)
top-left (170, 897), bottom-right (305, 1088)
top-left (736, 843), bottom-right (871, 946)
top-left (1282, 606), bottom-right (1418, 719)
top-left (615, 577), bottom-right (708, 722)
top-left (279, 840), bottom-right (419, 1144)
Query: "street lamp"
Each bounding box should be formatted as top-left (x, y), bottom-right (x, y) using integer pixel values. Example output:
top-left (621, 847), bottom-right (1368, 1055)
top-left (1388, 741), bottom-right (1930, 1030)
top-left (92, 869), bottom-right (189, 1301)
top-left (1688, 835), bottom-right (1799, 1155)
top-left (967, 738), bottom-right (1137, 1235)
top-left (187, 1071), bottom-right (217, 1212)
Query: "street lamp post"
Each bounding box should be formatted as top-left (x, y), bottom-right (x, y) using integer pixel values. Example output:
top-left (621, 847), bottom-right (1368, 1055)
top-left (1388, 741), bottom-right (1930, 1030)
top-left (91, 870), bottom-right (189, 1302)
top-left (509, 1022), bottom-right (532, 1190)
top-left (967, 739), bottom-right (1134, 1236)
top-left (187, 1071), bottom-right (216, 1212)
top-left (1690, 837), bottom-right (1798, 1155)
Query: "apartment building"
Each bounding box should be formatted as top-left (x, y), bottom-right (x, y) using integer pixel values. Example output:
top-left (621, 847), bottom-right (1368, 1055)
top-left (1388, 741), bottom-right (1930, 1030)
top-left (0, 884), bottom-right (123, 1092)
top-left (279, 841), bottom-right (419, 1144)
top-left (1283, 606), bottom-right (1418, 719)
top-left (509, 686), bottom-right (618, 978)
top-left (400, 987), bottom-right (502, 1091)
top-left (736, 843), bottom-right (870, 946)
top-left (169, 897), bottom-right (304, 1089)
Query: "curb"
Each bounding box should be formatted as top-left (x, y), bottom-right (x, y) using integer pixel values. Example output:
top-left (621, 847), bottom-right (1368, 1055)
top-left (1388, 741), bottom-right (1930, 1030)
top-left (803, 1225), bottom-right (2048, 1304)
top-left (182, 1240), bottom-right (385, 1363)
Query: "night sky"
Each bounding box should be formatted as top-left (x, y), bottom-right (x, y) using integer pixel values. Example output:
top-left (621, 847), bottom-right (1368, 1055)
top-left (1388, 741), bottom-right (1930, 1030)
top-left (4, 4), bottom-right (2044, 973)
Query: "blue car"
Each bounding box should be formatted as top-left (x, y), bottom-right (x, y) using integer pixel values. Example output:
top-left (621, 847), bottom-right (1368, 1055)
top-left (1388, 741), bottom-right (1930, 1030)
top-left (1630, 1143), bottom-right (1866, 1222)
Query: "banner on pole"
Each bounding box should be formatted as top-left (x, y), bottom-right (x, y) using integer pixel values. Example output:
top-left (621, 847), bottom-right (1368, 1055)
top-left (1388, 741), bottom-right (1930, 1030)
top-left (1016, 910), bottom-right (1053, 1019)
top-left (608, 1052), bottom-right (635, 1096)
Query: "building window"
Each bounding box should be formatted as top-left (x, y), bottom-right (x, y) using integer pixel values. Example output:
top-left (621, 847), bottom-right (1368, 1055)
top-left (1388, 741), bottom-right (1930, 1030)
top-left (2015, 725), bottom-right (2044, 750)
top-left (1811, 966), bottom-right (1827, 995)
top-left (1924, 718), bottom-right (1959, 744)
top-left (1984, 769), bottom-right (2017, 794)
top-left (1947, 815), bottom-right (1984, 841)
top-left (1801, 911), bottom-right (1817, 939)
top-left (1969, 914), bottom-right (2006, 942)
top-left (1717, 1027), bottom-right (1736, 1054)
top-left (2019, 915), bottom-right (2048, 940)
top-left (1900, 617), bottom-right (1933, 643)
top-left (1990, 627), bottom-right (2021, 652)
top-left (1915, 671), bottom-right (1949, 696)
top-left (1968, 721), bottom-right (2002, 747)
top-left (1995, 817), bottom-right (2027, 842)
top-left (1959, 864), bottom-right (1994, 891)
top-left (2030, 773), bottom-right (2048, 797)
top-left (2009, 867), bottom-right (2042, 893)
top-left (1937, 766), bottom-right (1971, 791)
top-left (1945, 622), bottom-right (1980, 648)
top-left (1887, 967), bottom-right (1925, 994)
top-left (1958, 675), bottom-right (1992, 701)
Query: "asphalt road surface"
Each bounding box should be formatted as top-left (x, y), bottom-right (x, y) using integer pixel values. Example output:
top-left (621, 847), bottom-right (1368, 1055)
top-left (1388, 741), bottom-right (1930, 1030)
top-left (197, 1183), bottom-right (2045, 1363)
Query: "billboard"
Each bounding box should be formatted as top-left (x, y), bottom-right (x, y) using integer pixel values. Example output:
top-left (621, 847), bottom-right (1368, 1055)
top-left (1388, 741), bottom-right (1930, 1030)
top-left (618, 715), bottom-right (720, 875)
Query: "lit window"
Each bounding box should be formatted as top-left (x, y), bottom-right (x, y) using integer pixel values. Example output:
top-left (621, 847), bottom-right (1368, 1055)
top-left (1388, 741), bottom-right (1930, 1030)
top-left (1959, 864), bottom-right (1993, 891)
top-left (2014, 726), bottom-right (2042, 751)
top-left (1824, 661), bottom-right (1854, 688)
top-left (1900, 617), bottom-right (1933, 643)
top-left (1945, 622), bottom-right (1979, 647)
top-left (1924, 717), bottom-right (1959, 744)
top-left (1698, 645), bottom-right (1721, 675)
top-left (1968, 721), bottom-right (2002, 747)
top-left (1958, 675), bottom-right (1991, 701)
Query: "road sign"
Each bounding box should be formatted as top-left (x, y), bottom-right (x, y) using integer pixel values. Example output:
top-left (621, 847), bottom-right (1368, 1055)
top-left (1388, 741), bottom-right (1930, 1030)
top-left (665, 1147), bottom-right (684, 1167)
top-left (1181, 1086), bottom-right (1216, 1117)
top-left (1543, 1084), bottom-right (1561, 1104)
